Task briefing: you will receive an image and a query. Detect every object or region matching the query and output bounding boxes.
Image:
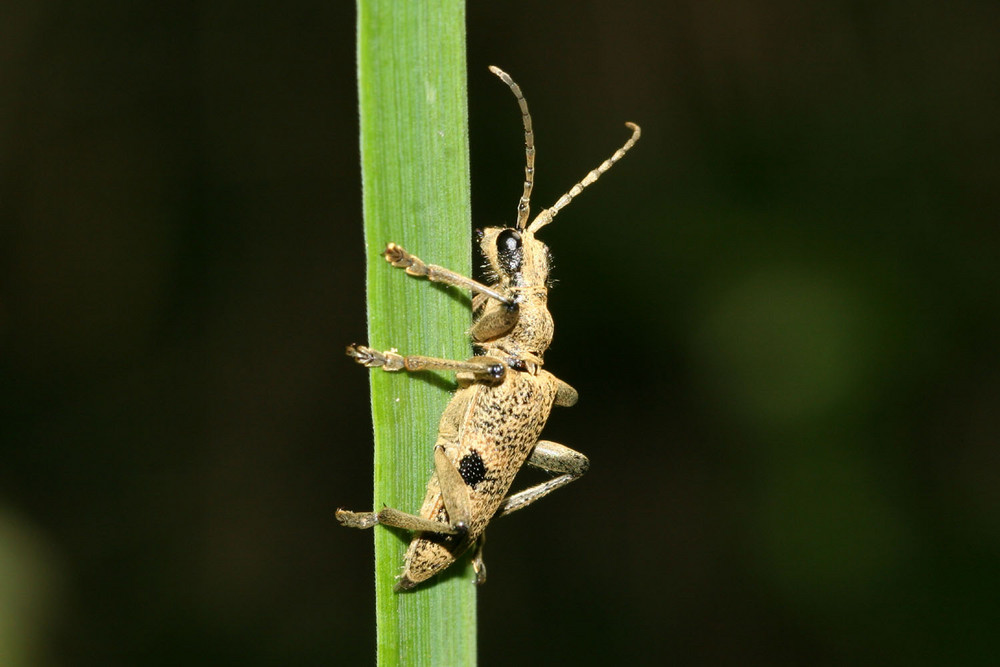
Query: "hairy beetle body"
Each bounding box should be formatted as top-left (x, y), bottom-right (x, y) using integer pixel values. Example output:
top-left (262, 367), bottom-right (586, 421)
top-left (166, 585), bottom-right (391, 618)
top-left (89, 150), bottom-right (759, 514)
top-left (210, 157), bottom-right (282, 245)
top-left (338, 66), bottom-right (638, 590)
top-left (399, 369), bottom-right (560, 588)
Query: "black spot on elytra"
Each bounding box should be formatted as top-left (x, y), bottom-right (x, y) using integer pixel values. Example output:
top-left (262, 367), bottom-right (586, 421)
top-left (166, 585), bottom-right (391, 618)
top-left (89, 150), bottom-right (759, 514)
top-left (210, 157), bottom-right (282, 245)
top-left (458, 450), bottom-right (487, 488)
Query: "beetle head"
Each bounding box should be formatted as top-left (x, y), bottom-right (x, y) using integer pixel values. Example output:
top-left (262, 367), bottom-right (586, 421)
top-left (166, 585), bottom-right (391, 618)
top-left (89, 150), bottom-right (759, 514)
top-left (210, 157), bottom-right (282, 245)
top-left (478, 225), bottom-right (550, 289)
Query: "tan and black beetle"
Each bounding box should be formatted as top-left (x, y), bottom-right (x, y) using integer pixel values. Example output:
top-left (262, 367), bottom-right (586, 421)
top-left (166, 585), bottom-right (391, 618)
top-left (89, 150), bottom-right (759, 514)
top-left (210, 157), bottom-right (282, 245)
top-left (338, 66), bottom-right (640, 590)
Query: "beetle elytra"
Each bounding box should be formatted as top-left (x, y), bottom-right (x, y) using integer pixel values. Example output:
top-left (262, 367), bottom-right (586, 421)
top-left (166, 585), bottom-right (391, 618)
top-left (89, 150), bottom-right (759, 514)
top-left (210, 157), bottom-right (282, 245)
top-left (337, 66), bottom-right (640, 590)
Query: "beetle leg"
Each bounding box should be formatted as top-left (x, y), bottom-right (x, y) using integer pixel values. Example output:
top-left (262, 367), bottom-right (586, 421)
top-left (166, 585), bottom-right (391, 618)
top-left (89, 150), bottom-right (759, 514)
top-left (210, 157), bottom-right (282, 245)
top-left (469, 304), bottom-right (520, 343)
top-left (336, 506), bottom-right (466, 535)
top-left (336, 446), bottom-right (474, 537)
top-left (470, 534), bottom-right (487, 585)
top-left (552, 378), bottom-right (578, 407)
top-left (383, 243), bottom-right (515, 307)
top-left (495, 440), bottom-right (590, 518)
top-left (346, 345), bottom-right (506, 385)
top-left (432, 445), bottom-right (473, 530)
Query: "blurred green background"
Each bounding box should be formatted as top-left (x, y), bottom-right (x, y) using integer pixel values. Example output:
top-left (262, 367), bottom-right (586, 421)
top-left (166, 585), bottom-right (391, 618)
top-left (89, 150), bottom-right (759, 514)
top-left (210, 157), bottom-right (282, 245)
top-left (2, 1), bottom-right (998, 665)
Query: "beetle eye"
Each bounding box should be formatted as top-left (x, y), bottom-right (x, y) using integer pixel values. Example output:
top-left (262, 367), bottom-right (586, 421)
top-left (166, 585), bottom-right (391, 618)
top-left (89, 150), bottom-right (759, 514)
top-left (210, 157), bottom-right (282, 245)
top-left (495, 229), bottom-right (523, 274)
top-left (496, 229), bottom-right (521, 252)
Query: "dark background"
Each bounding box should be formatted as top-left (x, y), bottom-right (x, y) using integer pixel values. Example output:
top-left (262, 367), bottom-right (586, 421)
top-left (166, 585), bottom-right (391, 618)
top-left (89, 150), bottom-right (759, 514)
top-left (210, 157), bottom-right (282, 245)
top-left (3, 1), bottom-right (998, 665)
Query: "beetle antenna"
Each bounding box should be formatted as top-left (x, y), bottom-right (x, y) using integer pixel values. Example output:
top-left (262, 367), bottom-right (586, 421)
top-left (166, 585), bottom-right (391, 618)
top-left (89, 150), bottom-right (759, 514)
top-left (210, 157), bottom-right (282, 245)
top-left (489, 66), bottom-right (535, 231)
top-left (528, 122), bottom-right (640, 234)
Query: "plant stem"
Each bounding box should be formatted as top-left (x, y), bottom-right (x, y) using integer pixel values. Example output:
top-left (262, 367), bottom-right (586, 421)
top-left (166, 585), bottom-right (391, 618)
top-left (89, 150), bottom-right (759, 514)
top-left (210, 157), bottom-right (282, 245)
top-left (356, 1), bottom-right (476, 665)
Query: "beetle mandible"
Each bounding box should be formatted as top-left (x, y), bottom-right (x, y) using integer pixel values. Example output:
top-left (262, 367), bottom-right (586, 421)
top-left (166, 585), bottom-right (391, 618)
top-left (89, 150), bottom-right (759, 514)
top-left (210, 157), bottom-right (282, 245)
top-left (338, 66), bottom-right (640, 590)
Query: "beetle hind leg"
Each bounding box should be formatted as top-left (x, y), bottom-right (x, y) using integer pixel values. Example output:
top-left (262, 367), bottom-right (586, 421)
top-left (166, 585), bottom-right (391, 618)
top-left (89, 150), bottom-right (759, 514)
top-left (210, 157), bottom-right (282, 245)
top-left (337, 445), bottom-right (476, 536)
top-left (336, 506), bottom-right (467, 535)
top-left (496, 440), bottom-right (590, 518)
top-left (471, 534), bottom-right (487, 585)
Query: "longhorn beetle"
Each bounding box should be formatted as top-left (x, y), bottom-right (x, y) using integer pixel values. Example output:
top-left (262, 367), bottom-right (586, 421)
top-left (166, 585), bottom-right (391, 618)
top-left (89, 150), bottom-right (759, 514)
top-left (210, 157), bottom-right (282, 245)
top-left (338, 66), bottom-right (640, 590)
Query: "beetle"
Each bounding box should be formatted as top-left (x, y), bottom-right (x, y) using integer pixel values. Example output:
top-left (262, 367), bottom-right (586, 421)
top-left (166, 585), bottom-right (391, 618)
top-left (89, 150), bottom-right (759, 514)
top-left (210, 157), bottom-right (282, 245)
top-left (337, 66), bottom-right (640, 590)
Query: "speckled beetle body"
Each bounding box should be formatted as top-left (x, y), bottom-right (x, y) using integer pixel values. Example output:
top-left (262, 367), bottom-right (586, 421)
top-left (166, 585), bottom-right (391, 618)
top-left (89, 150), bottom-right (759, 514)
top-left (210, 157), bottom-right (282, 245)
top-left (338, 66), bottom-right (640, 590)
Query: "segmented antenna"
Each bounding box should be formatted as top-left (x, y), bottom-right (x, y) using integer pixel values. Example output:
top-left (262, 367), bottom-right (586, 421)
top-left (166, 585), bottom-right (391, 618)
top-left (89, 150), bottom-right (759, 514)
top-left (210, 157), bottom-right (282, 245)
top-left (527, 122), bottom-right (641, 234)
top-left (489, 66), bottom-right (535, 231)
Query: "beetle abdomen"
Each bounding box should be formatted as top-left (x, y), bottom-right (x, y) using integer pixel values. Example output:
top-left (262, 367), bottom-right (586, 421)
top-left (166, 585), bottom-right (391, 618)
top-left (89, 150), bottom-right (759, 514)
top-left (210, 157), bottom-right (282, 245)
top-left (399, 370), bottom-right (558, 586)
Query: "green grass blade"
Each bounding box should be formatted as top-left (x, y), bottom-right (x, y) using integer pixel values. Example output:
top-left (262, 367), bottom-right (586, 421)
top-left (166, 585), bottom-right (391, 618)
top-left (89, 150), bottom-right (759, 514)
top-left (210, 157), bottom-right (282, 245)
top-left (356, 1), bottom-right (476, 665)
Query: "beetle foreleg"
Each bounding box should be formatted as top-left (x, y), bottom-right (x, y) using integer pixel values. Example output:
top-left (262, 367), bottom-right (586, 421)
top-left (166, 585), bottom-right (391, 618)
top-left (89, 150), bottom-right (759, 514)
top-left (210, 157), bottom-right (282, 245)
top-left (383, 243), bottom-right (515, 307)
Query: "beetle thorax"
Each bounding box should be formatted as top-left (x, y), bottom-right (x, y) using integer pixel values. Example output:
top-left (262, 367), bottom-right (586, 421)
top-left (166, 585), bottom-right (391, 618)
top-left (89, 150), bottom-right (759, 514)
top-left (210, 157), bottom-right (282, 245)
top-left (490, 289), bottom-right (553, 368)
top-left (476, 226), bottom-right (554, 367)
